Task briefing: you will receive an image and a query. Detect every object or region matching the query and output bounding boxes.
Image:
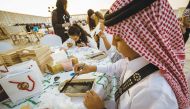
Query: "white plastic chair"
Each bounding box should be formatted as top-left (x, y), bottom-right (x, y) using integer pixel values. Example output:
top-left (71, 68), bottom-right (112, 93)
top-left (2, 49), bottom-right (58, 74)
top-left (0, 42), bottom-right (13, 52)
top-left (40, 34), bottom-right (62, 47)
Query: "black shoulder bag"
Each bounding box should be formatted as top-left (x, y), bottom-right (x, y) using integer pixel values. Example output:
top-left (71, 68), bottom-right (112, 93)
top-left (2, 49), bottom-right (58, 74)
top-left (115, 63), bottom-right (159, 101)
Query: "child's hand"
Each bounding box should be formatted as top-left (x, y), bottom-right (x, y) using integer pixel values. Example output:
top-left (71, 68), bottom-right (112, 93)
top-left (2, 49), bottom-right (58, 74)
top-left (97, 31), bottom-right (106, 39)
top-left (62, 23), bottom-right (70, 27)
top-left (84, 91), bottom-right (105, 109)
top-left (100, 22), bottom-right (105, 31)
top-left (67, 43), bottom-right (73, 48)
top-left (74, 63), bottom-right (96, 74)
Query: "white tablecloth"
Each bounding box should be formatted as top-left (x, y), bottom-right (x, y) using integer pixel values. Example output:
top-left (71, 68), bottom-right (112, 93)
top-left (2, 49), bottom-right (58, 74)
top-left (0, 47), bottom-right (119, 109)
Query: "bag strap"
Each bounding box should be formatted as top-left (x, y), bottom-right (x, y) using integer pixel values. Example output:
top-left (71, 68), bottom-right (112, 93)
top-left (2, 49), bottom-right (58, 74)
top-left (115, 63), bottom-right (159, 101)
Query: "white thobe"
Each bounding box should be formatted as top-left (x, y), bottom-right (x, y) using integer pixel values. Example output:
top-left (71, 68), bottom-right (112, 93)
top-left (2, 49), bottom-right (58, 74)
top-left (97, 57), bottom-right (178, 109)
top-left (106, 46), bottom-right (123, 63)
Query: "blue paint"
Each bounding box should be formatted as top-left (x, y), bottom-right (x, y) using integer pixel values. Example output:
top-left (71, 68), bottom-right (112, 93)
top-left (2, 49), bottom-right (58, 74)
top-left (70, 72), bottom-right (75, 76)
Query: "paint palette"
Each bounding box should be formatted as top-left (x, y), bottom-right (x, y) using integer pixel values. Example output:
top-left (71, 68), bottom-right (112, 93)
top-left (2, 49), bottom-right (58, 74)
top-left (58, 79), bottom-right (95, 97)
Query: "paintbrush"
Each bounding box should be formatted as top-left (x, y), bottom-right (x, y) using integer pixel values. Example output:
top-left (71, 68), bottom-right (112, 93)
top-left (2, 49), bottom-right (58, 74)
top-left (60, 64), bottom-right (85, 92)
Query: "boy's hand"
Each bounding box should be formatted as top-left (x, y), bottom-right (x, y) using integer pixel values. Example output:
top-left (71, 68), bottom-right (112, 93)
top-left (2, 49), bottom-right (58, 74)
top-left (84, 91), bottom-right (105, 109)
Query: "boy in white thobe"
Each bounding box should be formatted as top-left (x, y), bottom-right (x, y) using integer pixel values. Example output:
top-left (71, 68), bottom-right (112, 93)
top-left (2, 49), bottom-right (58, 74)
top-left (74, 0), bottom-right (190, 109)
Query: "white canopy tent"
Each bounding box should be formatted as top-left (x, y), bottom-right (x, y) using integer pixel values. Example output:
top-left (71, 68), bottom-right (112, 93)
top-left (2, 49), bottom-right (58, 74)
top-left (0, 0), bottom-right (189, 17)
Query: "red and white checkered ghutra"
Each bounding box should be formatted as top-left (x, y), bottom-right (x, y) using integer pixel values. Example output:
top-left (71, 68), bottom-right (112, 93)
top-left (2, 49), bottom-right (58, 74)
top-left (105, 0), bottom-right (190, 109)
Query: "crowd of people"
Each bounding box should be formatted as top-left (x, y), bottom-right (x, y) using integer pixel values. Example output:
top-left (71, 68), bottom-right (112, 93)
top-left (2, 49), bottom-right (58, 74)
top-left (51, 0), bottom-right (190, 109)
top-left (13, 23), bottom-right (51, 33)
top-left (179, 1), bottom-right (190, 44)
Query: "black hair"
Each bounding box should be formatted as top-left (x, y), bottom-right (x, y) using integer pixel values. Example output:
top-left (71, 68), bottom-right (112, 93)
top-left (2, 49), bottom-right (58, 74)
top-left (68, 24), bottom-right (91, 45)
top-left (87, 9), bottom-right (96, 30)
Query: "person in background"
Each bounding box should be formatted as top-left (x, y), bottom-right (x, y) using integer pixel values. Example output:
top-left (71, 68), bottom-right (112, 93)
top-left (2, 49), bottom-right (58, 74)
top-left (178, 17), bottom-right (186, 34)
top-left (74, 0), bottom-right (190, 109)
top-left (52, 0), bottom-right (70, 43)
top-left (91, 12), bottom-right (122, 62)
top-left (87, 9), bottom-right (97, 31)
top-left (182, 1), bottom-right (190, 43)
top-left (97, 21), bottom-right (123, 63)
top-left (91, 11), bottom-right (105, 48)
top-left (62, 24), bottom-right (97, 49)
top-left (94, 11), bottom-right (104, 22)
top-left (25, 24), bottom-right (32, 32)
top-left (32, 24), bottom-right (39, 32)
top-left (39, 23), bottom-right (47, 34)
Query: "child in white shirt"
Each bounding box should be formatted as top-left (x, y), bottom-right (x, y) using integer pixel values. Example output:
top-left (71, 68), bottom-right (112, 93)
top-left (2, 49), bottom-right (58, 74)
top-left (62, 24), bottom-right (97, 49)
